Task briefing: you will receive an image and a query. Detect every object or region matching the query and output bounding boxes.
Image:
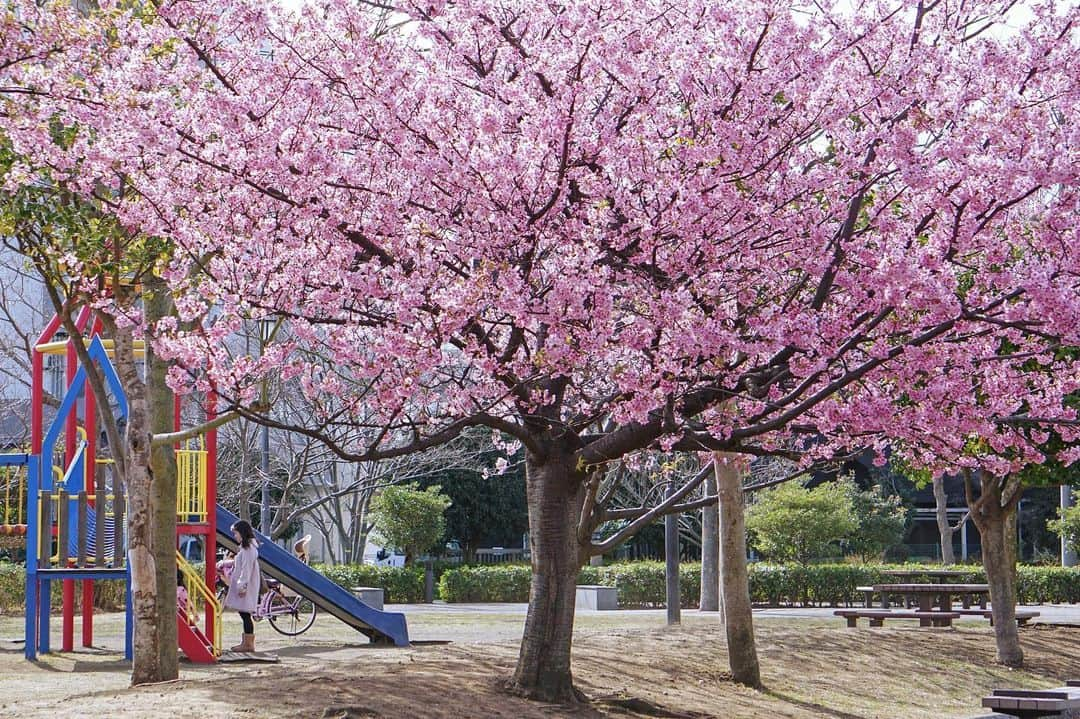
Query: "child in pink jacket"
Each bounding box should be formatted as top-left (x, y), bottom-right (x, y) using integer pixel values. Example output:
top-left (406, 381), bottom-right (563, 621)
top-left (223, 520), bottom-right (261, 652)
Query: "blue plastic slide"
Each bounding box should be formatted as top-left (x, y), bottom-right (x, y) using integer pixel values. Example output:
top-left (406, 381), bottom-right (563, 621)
top-left (216, 505), bottom-right (409, 646)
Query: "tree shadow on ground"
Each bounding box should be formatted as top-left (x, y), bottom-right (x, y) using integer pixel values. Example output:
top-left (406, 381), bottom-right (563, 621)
top-left (761, 689), bottom-right (869, 719)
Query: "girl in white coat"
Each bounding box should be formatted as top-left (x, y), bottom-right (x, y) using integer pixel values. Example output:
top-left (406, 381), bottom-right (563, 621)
top-left (224, 520), bottom-right (261, 653)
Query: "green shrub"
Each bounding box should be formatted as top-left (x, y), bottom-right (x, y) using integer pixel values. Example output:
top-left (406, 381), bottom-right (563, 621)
top-left (314, 564), bottom-right (426, 604)
top-left (441, 561), bottom-right (1080, 608)
top-left (5, 560), bottom-right (1080, 613)
top-left (0, 563), bottom-right (23, 614)
top-left (438, 565), bottom-right (532, 602)
top-left (0, 563), bottom-right (126, 613)
top-left (1017, 566), bottom-right (1080, 604)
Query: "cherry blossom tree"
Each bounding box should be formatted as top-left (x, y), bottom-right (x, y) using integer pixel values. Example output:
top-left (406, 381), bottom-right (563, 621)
top-left (3, 0), bottom-right (1079, 702)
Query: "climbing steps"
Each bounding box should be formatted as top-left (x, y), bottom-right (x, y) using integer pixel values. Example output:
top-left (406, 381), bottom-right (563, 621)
top-left (177, 605), bottom-right (216, 663)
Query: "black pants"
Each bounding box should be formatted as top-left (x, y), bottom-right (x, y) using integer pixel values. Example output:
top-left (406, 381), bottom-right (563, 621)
top-left (239, 611), bottom-right (254, 634)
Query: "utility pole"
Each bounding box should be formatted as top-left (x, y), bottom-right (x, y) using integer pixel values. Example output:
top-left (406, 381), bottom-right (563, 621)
top-left (260, 423), bottom-right (270, 535)
top-left (257, 316), bottom-right (276, 535)
top-left (1063, 486), bottom-right (1077, 567)
top-left (665, 482), bottom-right (681, 626)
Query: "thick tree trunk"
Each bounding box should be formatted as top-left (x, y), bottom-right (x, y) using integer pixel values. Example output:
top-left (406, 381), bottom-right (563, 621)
top-left (715, 455), bottom-right (761, 688)
top-left (965, 469), bottom-right (1023, 668)
top-left (932, 476), bottom-right (956, 565)
top-left (146, 282), bottom-right (179, 680)
top-left (981, 511), bottom-right (1022, 667)
top-left (510, 448), bottom-right (588, 703)
top-left (113, 324), bottom-right (163, 685)
top-left (700, 470), bottom-right (720, 612)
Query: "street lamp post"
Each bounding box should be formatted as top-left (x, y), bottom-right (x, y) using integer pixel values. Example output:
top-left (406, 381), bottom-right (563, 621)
top-left (260, 422), bottom-right (270, 535)
top-left (257, 317), bottom-right (276, 536)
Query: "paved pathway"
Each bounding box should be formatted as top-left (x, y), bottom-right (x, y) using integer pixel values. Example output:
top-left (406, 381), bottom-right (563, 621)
top-left (387, 601), bottom-right (1080, 624)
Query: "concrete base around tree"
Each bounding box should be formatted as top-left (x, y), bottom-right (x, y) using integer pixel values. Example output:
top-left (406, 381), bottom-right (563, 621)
top-left (575, 585), bottom-right (618, 611)
top-left (352, 587), bottom-right (385, 611)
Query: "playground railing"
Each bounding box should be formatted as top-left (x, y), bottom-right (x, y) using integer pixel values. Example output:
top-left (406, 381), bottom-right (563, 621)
top-left (177, 550), bottom-right (222, 656)
top-left (1, 465), bottom-right (26, 526)
top-left (176, 441), bottom-right (208, 523)
top-left (39, 489), bottom-right (125, 569)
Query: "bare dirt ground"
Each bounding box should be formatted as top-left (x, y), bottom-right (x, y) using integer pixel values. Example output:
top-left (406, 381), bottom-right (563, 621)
top-left (0, 609), bottom-right (1076, 718)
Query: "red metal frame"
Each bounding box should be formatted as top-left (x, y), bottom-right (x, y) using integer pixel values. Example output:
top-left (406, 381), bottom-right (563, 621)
top-left (34, 310), bottom-right (221, 656)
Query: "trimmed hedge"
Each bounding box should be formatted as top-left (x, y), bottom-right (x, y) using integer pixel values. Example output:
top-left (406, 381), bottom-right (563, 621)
top-left (0, 563), bottom-right (128, 614)
top-left (0, 562), bottom-right (425, 612)
top-left (439, 562), bottom-right (1080, 607)
top-left (438, 564), bottom-right (532, 603)
top-left (5, 560), bottom-right (1080, 612)
top-left (313, 563), bottom-right (426, 604)
top-left (438, 563), bottom-right (702, 607)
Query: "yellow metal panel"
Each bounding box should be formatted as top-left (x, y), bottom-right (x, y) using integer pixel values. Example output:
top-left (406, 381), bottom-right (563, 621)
top-left (34, 338), bottom-right (147, 357)
top-left (176, 551), bottom-right (222, 656)
top-left (175, 443), bottom-right (208, 523)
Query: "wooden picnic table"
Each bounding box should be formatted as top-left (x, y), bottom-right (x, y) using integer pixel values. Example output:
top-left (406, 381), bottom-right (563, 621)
top-left (880, 569), bottom-right (975, 583)
top-left (872, 583), bottom-right (990, 612)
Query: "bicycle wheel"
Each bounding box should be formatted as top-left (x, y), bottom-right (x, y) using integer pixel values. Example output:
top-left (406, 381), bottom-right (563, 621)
top-left (267, 595), bottom-right (317, 636)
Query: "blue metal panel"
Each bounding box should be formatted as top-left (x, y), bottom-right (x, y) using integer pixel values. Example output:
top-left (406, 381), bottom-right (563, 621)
top-left (35, 568), bottom-right (127, 579)
top-left (0, 454), bottom-right (28, 466)
top-left (124, 568), bottom-right (133, 661)
top-left (38, 578), bottom-right (50, 654)
top-left (215, 505), bottom-right (410, 647)
top-left (24, 454), bottom-right (39, 660)
top-left (41, 336), bottom-right (129, 494)
top-left (62, 445), bottom-right (86, 556)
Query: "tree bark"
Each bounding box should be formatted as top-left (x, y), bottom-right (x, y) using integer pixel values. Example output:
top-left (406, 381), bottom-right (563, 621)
top-left (146, 280), bottom-right (179, 680)
top-left (112, 322), bottom-right (163, 684)
top-left (715, 454), bottom-right (761, 688)
top-left (981, 511), bottom-right (1022, 666)
top-left (932, 476), bottom-right (956, 565)
top-left (700, 469), bottom-right (720, 612)
top-left (510, 447), bottom-right (588, 703)
top-left (964, 469), bottom-right (1022, 668)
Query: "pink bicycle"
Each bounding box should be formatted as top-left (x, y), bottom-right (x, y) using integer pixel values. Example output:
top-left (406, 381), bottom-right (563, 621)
top-left (216, 539), bottom-right (317, 636)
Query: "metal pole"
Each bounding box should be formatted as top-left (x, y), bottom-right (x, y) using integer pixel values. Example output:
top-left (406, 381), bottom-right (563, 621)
top-left (1063, 486), bottom-right (1078, 567)
top-left (1017, 499), bottom-right (1023, 562)
top-left (424, 559), bottom-right (435, 603)
top-left (258, 318), bottom-right (273, 536)
top-left (260, 423), bottom-right (271, 535)
top-left (665, 482), bottom-right (680, 626)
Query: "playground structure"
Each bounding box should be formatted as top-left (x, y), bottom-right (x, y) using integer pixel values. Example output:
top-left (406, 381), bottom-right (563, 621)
top-left (0, 308), bottom-right (409, 665)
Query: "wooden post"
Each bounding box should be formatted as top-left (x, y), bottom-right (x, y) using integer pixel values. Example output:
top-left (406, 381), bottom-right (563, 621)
top-left (57, 489), bottom-right (69, 568)
top-left (113, 493), bottom-right (125, 567)
top-left (76, 491), bottom-right (88, 568)
top-left (38, 490), bottom-right (51, 567)
top-left (95, 465), bottom-right (105, 568)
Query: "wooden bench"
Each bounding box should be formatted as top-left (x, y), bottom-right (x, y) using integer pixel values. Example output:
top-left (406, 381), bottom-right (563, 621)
top-left (856, 586), bottom-right (875, 608)
top-left (982, 685), bottom-right (1080, 718)
top-left (834, 609), bottom-right (960, 628)
top-left (953, 609), bottom-right (1040, 626)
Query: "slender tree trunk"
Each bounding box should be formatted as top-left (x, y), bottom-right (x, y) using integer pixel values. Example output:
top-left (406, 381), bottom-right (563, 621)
top-left (700, 469), bottom-right (720, 612)
top-left (146, 281), bottom-right (179, 680)
top-left (510, 447), bottom-right (588, 703)
top-left (932, 476), bottom-right (956, 565)
top-left (715, 454), bottom-right (761, 688)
